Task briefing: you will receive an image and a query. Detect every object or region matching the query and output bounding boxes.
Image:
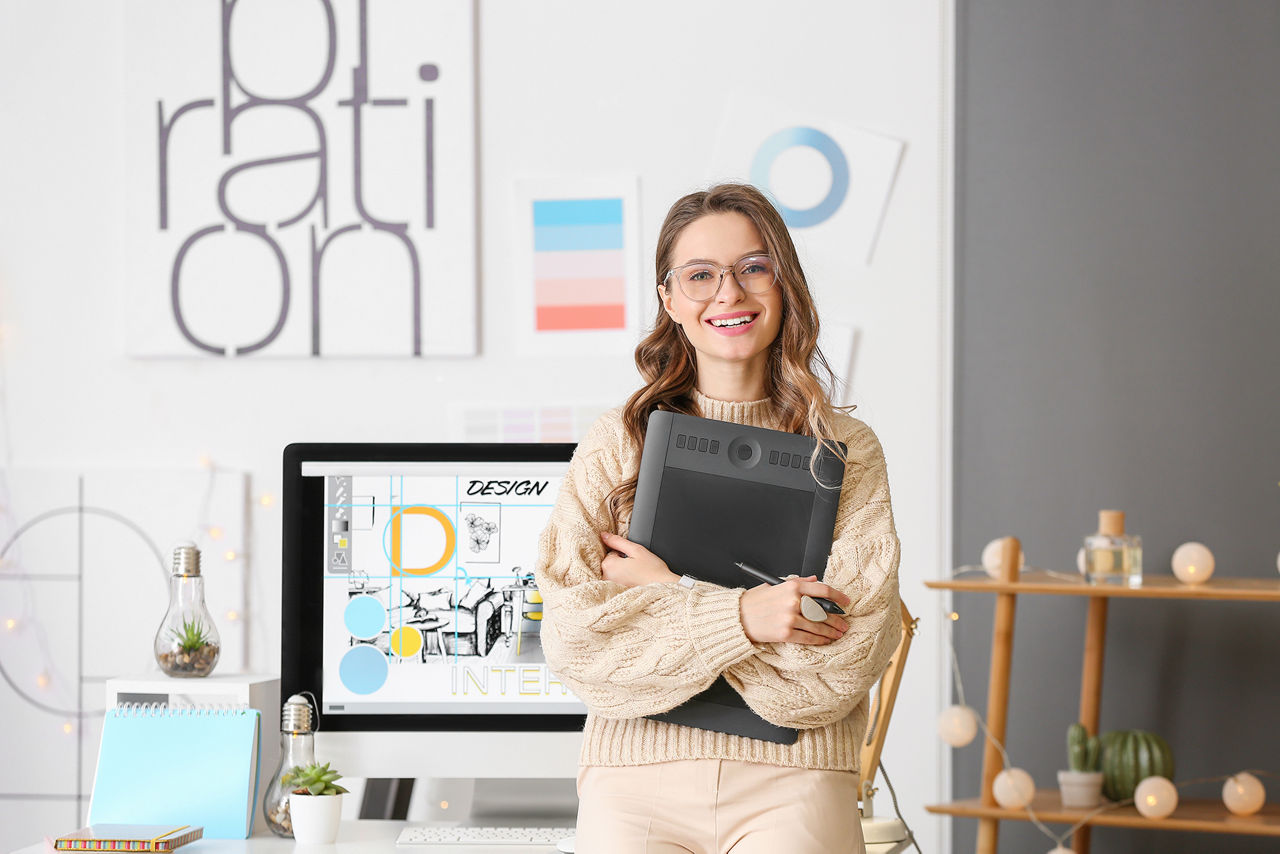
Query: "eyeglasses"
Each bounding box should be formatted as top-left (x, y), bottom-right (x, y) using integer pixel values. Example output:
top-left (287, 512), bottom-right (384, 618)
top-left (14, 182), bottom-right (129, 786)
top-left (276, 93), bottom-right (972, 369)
top-left (663, 254), bottom-right (777, 302)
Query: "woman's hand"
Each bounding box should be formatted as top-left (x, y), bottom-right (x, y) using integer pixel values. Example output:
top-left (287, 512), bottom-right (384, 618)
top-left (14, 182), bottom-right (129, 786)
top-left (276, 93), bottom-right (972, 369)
top-left (739, 576), bottom-right (851, 645)
top-left (599, 531), bottom-right (680, 588)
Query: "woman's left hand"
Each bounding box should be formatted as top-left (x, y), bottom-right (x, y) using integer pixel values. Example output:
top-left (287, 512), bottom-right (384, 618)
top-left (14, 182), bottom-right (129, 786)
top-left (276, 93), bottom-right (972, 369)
top-left (600, 531), bottom-right (679, 588)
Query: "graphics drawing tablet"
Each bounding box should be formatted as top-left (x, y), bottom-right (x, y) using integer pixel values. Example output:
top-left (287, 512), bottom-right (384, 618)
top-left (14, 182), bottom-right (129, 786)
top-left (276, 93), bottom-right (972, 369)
top-left (627, 410), bottom-right (846, 744)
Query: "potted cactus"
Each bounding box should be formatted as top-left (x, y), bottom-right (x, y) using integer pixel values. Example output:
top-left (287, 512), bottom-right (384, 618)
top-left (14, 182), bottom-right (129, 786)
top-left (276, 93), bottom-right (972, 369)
top-left (1058, 722), bottom-right (1105, 808)
top-left (285, 762), bottom-right (348, 844)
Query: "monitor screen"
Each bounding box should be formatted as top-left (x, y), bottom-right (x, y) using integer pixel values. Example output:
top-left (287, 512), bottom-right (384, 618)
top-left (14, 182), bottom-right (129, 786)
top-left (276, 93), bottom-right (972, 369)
top-left (281, 443), bottom-right (587, 734)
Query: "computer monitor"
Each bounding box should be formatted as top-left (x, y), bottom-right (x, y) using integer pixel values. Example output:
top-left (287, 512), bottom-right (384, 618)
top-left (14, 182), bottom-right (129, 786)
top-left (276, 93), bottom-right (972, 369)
top-left (280, 443), bottom-right (586, 791)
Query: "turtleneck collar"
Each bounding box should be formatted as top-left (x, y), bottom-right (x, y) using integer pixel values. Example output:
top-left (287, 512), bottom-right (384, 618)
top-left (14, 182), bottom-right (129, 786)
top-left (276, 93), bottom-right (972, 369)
top-left (691, 388), bottom-right (776, 428)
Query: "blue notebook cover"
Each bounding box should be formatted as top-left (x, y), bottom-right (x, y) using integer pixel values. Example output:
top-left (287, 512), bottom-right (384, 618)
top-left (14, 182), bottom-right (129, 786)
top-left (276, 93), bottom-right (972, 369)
top-left (88, 705), bottom-right (261, 839)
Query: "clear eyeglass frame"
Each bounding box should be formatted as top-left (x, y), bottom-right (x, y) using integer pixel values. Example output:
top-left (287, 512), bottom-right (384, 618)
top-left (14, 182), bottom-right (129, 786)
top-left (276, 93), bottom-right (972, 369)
top-left (662, 254), bottom-right (778, 302)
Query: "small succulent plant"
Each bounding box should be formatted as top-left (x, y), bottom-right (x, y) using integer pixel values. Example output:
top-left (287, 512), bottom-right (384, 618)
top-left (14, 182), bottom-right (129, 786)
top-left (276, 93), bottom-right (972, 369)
top-left (168, 616), bottom-right (212, 652)
top-left (1067, 722), bottom-right (1101, 772)
top-left (284, 762), bottom-right (349, 796)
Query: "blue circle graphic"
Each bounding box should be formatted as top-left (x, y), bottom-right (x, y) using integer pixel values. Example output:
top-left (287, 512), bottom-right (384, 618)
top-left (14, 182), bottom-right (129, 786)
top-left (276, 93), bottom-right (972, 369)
top-left (344, 594), bottom-right (386, 640)
top-left (339, 644), bottom-right (388, 695)
top-left (749, 127), bottom-right (849, 228)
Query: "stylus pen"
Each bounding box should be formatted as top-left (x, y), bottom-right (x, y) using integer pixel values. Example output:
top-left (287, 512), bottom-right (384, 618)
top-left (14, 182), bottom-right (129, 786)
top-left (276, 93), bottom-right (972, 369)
top-left (733, 561), bottom-right (846, 616)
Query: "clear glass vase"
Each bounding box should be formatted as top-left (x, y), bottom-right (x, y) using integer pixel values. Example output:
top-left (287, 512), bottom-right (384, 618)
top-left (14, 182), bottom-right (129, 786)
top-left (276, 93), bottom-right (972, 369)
top-left (153, 543), bottom-right (221, 677)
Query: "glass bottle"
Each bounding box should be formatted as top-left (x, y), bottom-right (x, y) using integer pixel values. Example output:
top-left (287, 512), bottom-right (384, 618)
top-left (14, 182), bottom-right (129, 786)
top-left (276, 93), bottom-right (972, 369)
top-left (1083, 509), bottom-right (1143, 588)
top-left (263, 694), bottom-right (317, 837)
top-left (153, 542), bottom-right (221, 677)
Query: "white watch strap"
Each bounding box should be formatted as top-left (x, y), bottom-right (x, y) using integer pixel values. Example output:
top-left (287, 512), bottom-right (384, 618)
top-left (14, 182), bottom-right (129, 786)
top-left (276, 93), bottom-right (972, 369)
top-left (678, 574), bottom-right (697, 589)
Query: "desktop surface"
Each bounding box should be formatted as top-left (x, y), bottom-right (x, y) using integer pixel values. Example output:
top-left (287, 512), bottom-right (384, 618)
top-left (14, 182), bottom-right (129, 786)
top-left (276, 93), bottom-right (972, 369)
top-left (16, 820), bottom-right (569, 854)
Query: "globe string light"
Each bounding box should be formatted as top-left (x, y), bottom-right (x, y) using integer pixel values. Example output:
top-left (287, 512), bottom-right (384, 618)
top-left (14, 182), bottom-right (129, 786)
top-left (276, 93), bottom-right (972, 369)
top-left (943, 591), bottom-right (1277, 849)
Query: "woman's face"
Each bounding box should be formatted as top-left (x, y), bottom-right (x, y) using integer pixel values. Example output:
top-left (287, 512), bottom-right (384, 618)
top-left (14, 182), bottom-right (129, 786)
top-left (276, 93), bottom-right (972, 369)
top-left (659, 212), bottom-right (784, 381)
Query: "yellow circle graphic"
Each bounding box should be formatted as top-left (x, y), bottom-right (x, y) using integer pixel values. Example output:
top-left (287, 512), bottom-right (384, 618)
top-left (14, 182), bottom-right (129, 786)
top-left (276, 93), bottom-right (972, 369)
top-left (391, 506), bottom-right (456, 576)
top-left (390, 626), bottom-right (424, 658)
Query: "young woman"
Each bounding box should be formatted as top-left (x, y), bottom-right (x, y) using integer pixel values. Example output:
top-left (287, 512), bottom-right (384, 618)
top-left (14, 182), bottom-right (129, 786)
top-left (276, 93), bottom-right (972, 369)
top-left (535, 183), bottom-right (901, 853)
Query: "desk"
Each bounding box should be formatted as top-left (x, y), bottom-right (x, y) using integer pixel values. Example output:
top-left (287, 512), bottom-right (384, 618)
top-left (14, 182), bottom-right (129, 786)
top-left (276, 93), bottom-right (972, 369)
top-left (15, 820), bottom-right (566, 854)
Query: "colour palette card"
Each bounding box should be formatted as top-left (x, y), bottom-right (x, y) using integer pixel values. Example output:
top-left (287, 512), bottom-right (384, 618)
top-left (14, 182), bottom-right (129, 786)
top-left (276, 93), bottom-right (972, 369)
top-left (533, 199), bottom-right (627, 331)
top-left (513, 177), bottom-right (641, 355)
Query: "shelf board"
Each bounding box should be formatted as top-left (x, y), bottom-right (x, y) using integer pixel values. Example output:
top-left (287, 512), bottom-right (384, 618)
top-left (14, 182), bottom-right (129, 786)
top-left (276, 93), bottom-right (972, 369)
top-left (925, 571), bottom-right (1280, 601)
top-left (926, 790), bottom-right (1280, 836)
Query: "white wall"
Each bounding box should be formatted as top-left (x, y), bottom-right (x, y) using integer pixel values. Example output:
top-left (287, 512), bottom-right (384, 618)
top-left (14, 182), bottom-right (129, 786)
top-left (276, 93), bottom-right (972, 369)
top-left (0, 1), bottom-right (952, 849)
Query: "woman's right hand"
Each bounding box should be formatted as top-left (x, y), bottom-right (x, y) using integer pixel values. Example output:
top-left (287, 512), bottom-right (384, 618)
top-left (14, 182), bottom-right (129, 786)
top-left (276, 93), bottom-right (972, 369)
top-left (738, 576), bottom-right (850, 645)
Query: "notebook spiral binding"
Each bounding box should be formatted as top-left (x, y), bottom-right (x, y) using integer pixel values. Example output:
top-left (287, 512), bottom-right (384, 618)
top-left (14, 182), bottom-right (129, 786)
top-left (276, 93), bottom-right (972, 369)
top-left (111, 702), bottom-right (252, 717)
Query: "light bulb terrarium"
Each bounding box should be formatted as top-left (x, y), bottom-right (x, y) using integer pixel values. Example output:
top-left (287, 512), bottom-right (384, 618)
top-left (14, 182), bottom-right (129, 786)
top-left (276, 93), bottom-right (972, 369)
top-left (263, 694), bottom-right (318, 837)
top-left (153, 542), bottom-right (220, 677)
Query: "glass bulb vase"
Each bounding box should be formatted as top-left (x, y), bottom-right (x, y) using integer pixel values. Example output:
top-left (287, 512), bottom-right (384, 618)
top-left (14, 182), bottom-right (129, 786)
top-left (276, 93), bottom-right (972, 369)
top-left (263, 730), bottom-right (316, 836)
top-left (153, 544), bottom-right (220, 677)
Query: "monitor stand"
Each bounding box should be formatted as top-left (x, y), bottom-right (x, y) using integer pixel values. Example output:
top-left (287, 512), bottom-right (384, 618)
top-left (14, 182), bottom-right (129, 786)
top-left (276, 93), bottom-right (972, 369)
top-left (408, 777), bottom-right (578, 826)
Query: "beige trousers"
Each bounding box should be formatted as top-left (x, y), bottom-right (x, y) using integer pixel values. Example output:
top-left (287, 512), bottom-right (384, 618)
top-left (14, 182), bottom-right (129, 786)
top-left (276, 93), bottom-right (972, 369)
top-left (575, 759), bottom-right (865, 854)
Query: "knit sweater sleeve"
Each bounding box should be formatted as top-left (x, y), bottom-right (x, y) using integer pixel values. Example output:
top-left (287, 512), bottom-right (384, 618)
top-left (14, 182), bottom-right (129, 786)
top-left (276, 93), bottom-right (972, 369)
top-left (722, 419), bottom-right (902, 730)
top-left (535, 410), bottom-right (757, 719)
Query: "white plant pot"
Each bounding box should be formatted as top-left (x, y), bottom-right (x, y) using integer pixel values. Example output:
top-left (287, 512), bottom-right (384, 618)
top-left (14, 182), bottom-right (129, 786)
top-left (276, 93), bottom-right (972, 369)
top-left (1058, 770), bottom-right (1105, 809)
top-left (288, 792), bottom-right (343, 844)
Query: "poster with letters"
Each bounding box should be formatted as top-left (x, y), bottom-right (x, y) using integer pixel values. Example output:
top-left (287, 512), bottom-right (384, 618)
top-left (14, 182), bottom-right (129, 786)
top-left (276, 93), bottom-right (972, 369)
top-left (121, 0), bottom-right (477, 358)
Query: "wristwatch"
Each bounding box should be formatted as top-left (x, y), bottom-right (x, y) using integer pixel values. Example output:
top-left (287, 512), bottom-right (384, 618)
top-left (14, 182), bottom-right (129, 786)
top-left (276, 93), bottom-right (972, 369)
top-left (677, 574), bottom-right (697, 589)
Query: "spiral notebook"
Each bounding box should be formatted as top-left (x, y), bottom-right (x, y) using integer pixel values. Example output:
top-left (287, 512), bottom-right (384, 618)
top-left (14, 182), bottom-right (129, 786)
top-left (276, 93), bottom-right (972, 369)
top-left (88, 704), bottom-right (261, 839)
top-left (55, 823), bottom-right (203, 851)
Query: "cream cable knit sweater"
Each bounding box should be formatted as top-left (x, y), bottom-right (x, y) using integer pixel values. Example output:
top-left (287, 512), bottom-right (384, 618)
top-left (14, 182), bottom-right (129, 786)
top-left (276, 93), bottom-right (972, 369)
top-left (535, 389), bottom-right (901, 773)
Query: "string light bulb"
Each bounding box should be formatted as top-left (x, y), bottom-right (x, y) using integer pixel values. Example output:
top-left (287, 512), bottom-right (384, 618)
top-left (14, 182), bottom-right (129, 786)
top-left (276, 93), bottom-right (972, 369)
top-left (1171, 542), bottom-right (1214, 585)
top-left (36, 672), bottom-right (50, 689)
top-left (1222, 772), bottom-right (1266, 817)
top-left (225, 610), bottom-right (240, 622)
top-left (937, 705), bottom-right (979, 747)
top-left (981, 538), bottom-right (1026, 577)
top-left (259, 493), bottom-right (276, 508)
top-left (4, 617), bottom-right (16, 632)
top-left (1047, 848), bottom-right (1075, 854)
top-left (207, 526), bottom-right (224, 540)
top-left (1134, 776), bottom-right (1178, 819)
top-left (993, 768), bottom-right (1036, 809)
top-left (948, 611), bottom-right (960, 621)
top-left (224, 550), bottom-right (237, 561)
top-left (62, 722), bottom-right (74, 735)
top-left (1076, 547), bottom-right (1086, 575)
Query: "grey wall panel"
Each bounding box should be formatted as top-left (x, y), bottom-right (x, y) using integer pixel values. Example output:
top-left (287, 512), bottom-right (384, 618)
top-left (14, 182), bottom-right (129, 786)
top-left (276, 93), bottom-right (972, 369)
top-left (956, 1), bottom-right (1280, 851)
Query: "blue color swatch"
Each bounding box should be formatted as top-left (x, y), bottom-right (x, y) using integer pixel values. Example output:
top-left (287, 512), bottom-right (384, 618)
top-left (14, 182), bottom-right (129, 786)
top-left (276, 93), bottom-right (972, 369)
top-left (339, 644), bottom-right (389, 695)
top-left (344, 594), bottom-right (386, 639)
top-left (533, 223), bottom-right (625, 252)
top-left (533, 198), bottom-right (623, 226)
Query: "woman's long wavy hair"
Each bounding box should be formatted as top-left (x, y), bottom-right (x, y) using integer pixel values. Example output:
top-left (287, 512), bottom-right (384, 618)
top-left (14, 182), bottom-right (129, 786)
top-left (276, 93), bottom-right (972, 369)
top-left (605, 183), bottom-right (848, 529)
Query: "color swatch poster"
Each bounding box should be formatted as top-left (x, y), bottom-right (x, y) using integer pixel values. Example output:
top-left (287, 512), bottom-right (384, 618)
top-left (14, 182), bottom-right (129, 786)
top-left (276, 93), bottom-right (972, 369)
top-left (448, 402), bottom-right (611, 443)
top-left (513, 178), bottom-right (642, 355)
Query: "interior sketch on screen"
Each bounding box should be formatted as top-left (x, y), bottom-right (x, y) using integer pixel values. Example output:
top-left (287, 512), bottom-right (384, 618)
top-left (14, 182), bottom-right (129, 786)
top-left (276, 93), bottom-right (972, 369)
top-left (320, 467), bottom-right (583, 715)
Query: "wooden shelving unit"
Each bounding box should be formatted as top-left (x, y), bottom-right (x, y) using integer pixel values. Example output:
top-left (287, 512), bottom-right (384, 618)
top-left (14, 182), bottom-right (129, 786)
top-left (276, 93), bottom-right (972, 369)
top-left (924, 539), bottom-right (1278, 853)
top-left (927, 571), bottom-right (1280, 602)
top-left (929, 791), bottom-right (1280, 836)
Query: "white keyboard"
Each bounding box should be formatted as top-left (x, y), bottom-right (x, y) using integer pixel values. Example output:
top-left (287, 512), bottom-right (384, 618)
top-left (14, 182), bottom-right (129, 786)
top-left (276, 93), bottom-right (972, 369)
top-left (396, 826), bottom-right (575, 846)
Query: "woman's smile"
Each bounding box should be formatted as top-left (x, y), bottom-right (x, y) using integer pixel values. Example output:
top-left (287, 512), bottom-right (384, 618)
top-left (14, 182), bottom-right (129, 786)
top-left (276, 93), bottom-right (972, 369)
top-left (703, 310), bottom-right (761, 335)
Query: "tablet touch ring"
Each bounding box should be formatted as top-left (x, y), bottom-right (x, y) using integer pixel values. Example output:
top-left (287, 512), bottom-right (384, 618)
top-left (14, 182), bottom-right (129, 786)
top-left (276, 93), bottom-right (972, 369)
top-left (800, 595), bottom-right (828, 623)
